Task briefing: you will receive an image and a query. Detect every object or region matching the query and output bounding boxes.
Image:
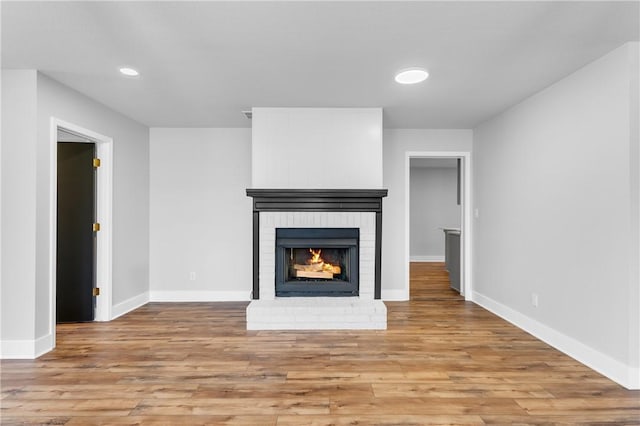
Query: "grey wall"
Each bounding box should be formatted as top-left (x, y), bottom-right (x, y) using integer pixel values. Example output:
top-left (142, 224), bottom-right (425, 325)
top-left (473, 42), bottom-right (639, 387)
top-left (36, 74), bottom-right (150, 333)
top-left (410, 164), bottom-right (460, 260)
top-left (149, 128), bottom-right (252, 298)
top-left (251, 108), bottom-right (383, 189)
top-left (382, 129), bottom-right (473, 298)
top-left (1, 70), bottom-right (150, 354)
top-left (146, 127), bottom-right (472, 301)
top-left (1, 70), bottom-right (38, 345)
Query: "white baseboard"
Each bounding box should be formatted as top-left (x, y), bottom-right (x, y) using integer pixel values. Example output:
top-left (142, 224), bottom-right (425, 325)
top-left (149, 290), bottom-right (251, 302)
top-left (112, 291), bottom-right (150, 320)
top-left (34, 333), bottom-right (54, 358)
top-left (1, 339), bottom-right (36, 359)
top-left (381, 289), bottom-right (409, 301)
top-left (410, 256), bottom-right (445, 262)
top-left (1, 333), bottom-right (53, 359)
top-left (629, 367), bottom-right (640, 389)
top-left (473, 291), bottom-right (639, 390)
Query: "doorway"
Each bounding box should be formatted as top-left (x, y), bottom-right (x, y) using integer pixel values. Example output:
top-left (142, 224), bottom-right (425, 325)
top-left (57, 139), bottom-right (96, 322)
top-left (405, 151), bottom-right (472, 300)
top-left (49, 119), bottom-right (113, 347)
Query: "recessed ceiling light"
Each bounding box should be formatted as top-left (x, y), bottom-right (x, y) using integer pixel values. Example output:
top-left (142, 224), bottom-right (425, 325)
top-left (119, 67), bottom-right (139, 77)
top-left (395, 68), bottom-right (429, 84)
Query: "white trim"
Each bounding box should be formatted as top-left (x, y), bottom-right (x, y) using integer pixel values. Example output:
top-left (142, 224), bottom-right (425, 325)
top-left (149, 291), bottom-right (251, 302)
top-left (95, 138), bottom-right (113, 322)
top-left (381, 289), bottom-right (409, 301)
top-left (1, 334), bottom-right (53, 359)
top-left (630, 367), bottom-right (640, 389)
top-left (1, 340), bottom-right (36, 359)
top-left (405, 151), bottom-right (472, 301)
top-left (34, 334), bottom-right (54, 358)
top-left (112, 292), bottom-right (150, 320)
top-left (473, 291), bottom-right (639, 390)
top-left (410, 255), bottom-right (445, 262)
top-left (49, 119), bottom-right (114, 345)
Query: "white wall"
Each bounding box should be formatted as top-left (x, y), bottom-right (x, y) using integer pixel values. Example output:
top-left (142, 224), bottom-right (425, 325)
top-left (410, 165), bottom-right (460, 260)
top-left (149, 128), bottom-right (253, 301)
top-left (382, 129), bottom-right (472, 299)
top-left (1, 70), bottom-right (38, 354)
top-left (1, 71), bottom-right (150, 357)
top-left (473, 42), bottom-right (640, 389)
top-left (251, 108), bottom-right (383, 189)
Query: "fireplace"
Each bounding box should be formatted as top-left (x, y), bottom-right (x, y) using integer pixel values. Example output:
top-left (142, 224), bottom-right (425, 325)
top-left (246, 189), bottom-right (388, 330)
top-left (275, 228), bottom-right (359, 297)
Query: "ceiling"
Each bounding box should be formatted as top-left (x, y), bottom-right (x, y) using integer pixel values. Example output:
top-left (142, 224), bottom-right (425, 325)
top-left (2, 1), bottom-right (638, 129)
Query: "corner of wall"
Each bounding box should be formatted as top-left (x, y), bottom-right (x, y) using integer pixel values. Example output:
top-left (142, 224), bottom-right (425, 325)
top-left (1, 69), bottom-right (38, 350)
top-left (111, 291), bottom-right (150, 320)
top-left (381, 289), bottom-right (409, 301)
top-left (628, 40), bottom-right (640, 380)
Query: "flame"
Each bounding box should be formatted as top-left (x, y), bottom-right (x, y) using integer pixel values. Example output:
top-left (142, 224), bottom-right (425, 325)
top-left (307, 249), bottom-right (340, 274)
top-left (309, 248), bottom-right (322, 264)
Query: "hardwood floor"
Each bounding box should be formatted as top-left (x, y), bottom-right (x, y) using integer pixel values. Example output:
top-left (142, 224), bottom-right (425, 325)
top-left (2, 262), bottom-right (639, 425)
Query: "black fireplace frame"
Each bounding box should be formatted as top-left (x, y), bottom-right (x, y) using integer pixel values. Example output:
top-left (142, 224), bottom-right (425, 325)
top-left (276, 228), bottom-right (359, 297)
top-left (246, 189), bottom-right (388, 300)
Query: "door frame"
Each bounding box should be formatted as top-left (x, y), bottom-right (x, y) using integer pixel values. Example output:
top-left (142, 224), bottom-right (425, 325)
top-left (49, 118), bottom-right (113, 344)
top-left (405, 151), bottom-right (472, 300)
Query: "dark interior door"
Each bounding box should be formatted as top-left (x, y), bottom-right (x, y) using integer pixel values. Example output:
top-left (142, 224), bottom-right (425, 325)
top-left (57, 142), bottom-right (96, 322)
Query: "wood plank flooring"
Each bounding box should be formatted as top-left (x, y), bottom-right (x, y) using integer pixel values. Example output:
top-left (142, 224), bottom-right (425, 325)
top-left (2, 262), bottom-right (639, 425)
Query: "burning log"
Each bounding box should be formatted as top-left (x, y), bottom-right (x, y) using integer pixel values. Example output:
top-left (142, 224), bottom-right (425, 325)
top-left (291, 248), bottom-right (341, 279)
top-left (293, 270), bottom-right (334, 279)
top-left (292, 262), bottom-right (341, 278)
top-left (294, 263), bottom-right (324, 272)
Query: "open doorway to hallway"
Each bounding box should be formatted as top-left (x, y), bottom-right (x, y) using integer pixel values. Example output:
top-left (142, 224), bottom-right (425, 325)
top-left (405, 152), bottom-right (472, 301)
top-left (410, 158), bottom-right (461, 297)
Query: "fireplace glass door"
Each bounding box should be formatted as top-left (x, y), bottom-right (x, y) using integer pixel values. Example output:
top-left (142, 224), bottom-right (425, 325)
top-left (275, 228), bottom-right (359, 297)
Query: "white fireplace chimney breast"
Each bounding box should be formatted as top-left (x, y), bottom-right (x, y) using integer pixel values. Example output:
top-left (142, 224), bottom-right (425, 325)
top-left (251, 107), bottom-right (383, 189)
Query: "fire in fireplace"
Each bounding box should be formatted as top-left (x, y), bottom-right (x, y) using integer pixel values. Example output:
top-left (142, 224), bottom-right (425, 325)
top-left (275, 228), bottom-right (359, 297)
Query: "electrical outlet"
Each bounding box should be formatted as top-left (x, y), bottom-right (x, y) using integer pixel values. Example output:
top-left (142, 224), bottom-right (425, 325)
top-left (531, 293), bottom-right (539, 307)
top-left (474, 208), bottom-right (479, 218)
top-left (189, 272), bottom-right (196, 281)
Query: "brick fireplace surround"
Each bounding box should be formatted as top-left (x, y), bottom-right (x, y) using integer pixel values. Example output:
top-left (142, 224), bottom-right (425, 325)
top-left (246, 189), bottom-right (388, 330)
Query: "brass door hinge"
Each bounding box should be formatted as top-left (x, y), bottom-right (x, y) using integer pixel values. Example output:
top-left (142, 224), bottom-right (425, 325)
top-left (93, 223), bottom-right (101, 232)
top-left (93, 158), bottom-right (101, 168)
top-left (93, 287), bottom-right (100, 296)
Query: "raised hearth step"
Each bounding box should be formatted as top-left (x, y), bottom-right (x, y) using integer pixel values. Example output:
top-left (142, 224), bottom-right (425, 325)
top-left (246, 298), bottom-right (387, 330)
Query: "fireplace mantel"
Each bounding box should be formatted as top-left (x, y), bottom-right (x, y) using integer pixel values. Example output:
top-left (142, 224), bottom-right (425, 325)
top-left (246, 189), bottom-right (388, 212)
top-left (247, 188), bottom-right (388, 300)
